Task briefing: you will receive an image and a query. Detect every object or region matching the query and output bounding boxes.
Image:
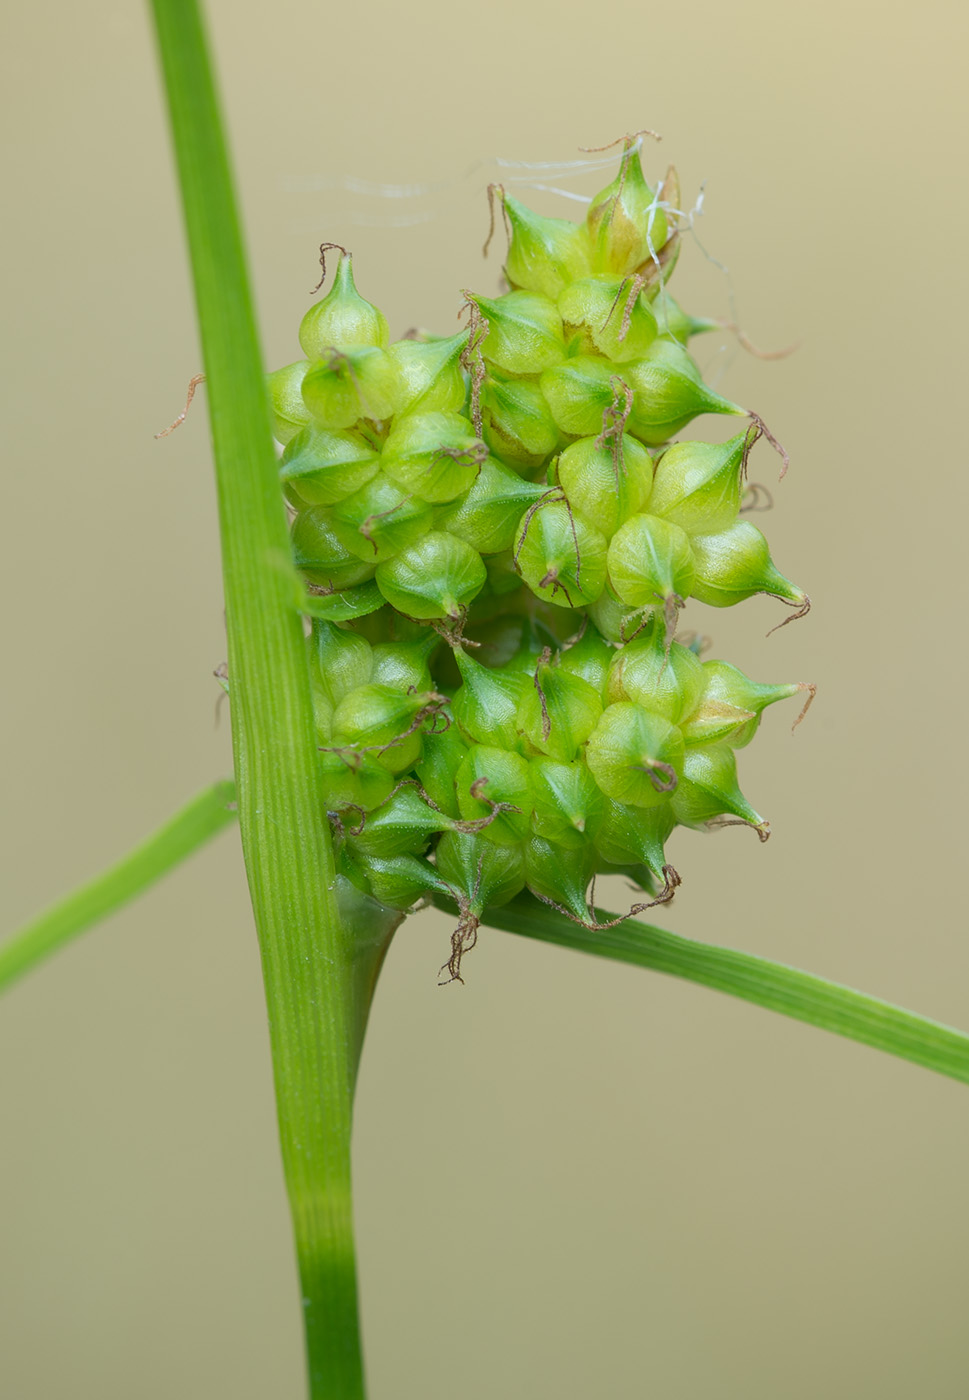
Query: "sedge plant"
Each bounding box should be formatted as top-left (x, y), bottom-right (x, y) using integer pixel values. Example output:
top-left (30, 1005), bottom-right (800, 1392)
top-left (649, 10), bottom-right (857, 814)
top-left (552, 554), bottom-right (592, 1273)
top-left (4, 1), bottom-right (969, 1395)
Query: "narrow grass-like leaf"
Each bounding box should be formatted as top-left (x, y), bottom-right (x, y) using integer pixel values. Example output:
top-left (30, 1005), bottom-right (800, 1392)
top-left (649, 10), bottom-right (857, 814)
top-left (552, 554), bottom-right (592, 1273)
top-left (448, 895), bottom-right (969, 1087)
top-left (0, 781), bottom-right (236, 995)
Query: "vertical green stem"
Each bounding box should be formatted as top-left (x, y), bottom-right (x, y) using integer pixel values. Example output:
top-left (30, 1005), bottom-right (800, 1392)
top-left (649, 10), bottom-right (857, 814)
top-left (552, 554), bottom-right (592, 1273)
top-left (149, 2), bottom-right (368, 1393)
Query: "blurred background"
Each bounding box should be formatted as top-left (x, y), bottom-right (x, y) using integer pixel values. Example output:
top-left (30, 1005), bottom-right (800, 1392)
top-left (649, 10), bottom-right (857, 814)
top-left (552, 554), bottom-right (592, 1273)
top-left (2, 0), bottom-right (969, 1395)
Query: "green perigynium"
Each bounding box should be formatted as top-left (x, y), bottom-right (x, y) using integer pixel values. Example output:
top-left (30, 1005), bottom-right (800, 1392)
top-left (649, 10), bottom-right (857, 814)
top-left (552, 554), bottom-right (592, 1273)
top-left (266, 137), bottom-right (813, 978)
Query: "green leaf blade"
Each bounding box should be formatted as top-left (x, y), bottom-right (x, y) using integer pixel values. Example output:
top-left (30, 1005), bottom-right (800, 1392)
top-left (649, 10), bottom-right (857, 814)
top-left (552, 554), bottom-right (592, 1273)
top-left (0, 781), bottom-right (237, 995)
top-left (462, 894), bottom-right (969, 1087)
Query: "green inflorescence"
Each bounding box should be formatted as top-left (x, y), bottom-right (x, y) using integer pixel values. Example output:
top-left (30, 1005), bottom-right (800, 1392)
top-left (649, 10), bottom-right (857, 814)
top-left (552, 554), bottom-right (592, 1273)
top-left (267, 138), bottom-right (814, 980)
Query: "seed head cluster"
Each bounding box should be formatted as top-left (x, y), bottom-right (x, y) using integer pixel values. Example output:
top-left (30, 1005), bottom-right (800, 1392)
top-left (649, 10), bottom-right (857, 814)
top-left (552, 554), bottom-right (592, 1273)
top-left (266, 139), bottom-right (812, 978)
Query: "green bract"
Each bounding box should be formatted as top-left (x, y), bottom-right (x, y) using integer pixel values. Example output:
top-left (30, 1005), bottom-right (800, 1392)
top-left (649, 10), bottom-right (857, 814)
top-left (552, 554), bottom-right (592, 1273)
top-left (261, 143), bottom-right (812, 974)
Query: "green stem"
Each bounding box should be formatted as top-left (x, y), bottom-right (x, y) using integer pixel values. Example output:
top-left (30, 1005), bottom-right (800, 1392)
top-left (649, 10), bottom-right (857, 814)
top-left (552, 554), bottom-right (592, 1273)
top-left (462, 895), bottom-right (969, 1086)
top-left (149, 3), bottom-right (372, 1394)
top-left (0, 781), bottom-right (236, 995)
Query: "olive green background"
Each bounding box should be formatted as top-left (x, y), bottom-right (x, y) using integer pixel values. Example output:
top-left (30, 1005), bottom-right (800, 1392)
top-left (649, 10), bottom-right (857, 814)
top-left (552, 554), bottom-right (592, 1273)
top-left (2, 1), bottom-right (968, 1395)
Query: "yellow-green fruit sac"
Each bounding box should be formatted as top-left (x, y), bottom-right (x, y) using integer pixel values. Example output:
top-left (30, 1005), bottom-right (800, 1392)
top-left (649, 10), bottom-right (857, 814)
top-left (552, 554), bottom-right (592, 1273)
top-left (351, 852), bottom-right (440, 912)
top-left (291, 509), bottom-right (377, 590)
top-left (593, 798), bottom-right (676, 887)
top-left (467, 290), bottom-right (566, 376)
top-left (303, 579), bottom-right (385, 625)
top-left (268, 359), bottom-right (312, 443)
top-left (585, 703), bottom-right (685, 808)
top-left (605, 617), bottom-right (705, 721)
top-left (524, 835), bottom-right (596, 923)
top-left (435, 830), bottom-right (526, 910)
top-left (586, 145), bottom-right (669, 278)
top-left (298, 253), bottom-right (390, 358)
top-left (301, 345), bottom-right (399, 430)
top-left (539, 356), bottom-right (623, 438)
top-left (623, 341), bottom-right (746, 446)
top-left (435, 456), bottom-right (548, 555)
top-left (517, 660), bottom-right (603, 762)
top-left (310, 619), bottom-right (374, 707)
top-left (679, 660), bottom-right (807, 748)
top-left (375, 531), bottom-right (487, 619)
top-left (515, 502), bottom-right (608, 609)
top-left (380, 411), bottom-right (485, 504)
top-left (689, 520), bottom-right (808, 609)
top-left (648, 433), bottom-right (750, 537)
top-left (415, 723), bottom-right (470, 820)
top-left (606, 513), bottom-right (695, 609)
top-left (479, 373), bottom-right (561, 470)
top-left (348, 783), bottom-right (454, 859)
top-left (279, 425), bottom-right (381, 507)
top-left (455, 745), bottom-right (533, 845)
top-left (452, 646), bottom-right (528, 752)
top-left (501, 192), bottom-right (593, 302)
top-left (529, 757), bottom-right (604, 849)
top-left (387, 332), bottom-right (469, 416)
top-left (330, 684), bottom-right (435, 775)
top-left (319, 748), bottom-right (394, 814)
top-left (329, 473), bottom-right (434, 562)
top-left (368, 632), bottom-right (438, 694)
top-left (556, 434), bottom-right (654, 538)
top-left (558, 276), bottom-right (659, 363)
top-left (669, 743), bottom-right (767, 834)
top-left (556, 623), bottom-right (615, 698)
